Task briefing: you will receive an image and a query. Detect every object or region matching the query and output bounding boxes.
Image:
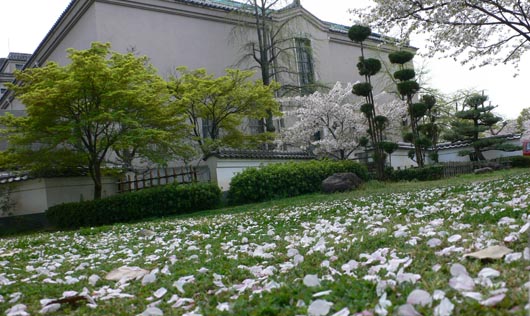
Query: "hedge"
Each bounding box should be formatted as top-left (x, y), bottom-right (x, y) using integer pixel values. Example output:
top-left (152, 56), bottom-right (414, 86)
top-left (508, 156), bottom-right (530, 168)
top-left (227, 160), bottom-right (369, 205)
top-left (388, 165), bottom-right (444, 182)
top-left (46, 182), bottom-right (221, 229)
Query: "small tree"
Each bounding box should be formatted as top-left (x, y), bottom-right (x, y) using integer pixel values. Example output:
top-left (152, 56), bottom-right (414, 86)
top-left (168, 67), bottom-right (280, 158)
top-left (388, 50), bottom-right (429, 167)
top-left (444, 93), bottom-right (509, 161)
top-left (0, 42), bottom-right (187, 199)
top-left (349, 24), bottom-right (395, 178)
top-left (234, 0), bottom-right (308, 131)
top-left (277, 82), bottom-right (365, 159)
top-left (417, 95), bottom-right (441, 163)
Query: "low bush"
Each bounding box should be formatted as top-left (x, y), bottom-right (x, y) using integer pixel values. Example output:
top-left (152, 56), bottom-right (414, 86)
top-left (46, 182), bottom-right (221, 229)
top-left (388, 165), bottom-right (443, 182)
top-left (508, 156), bottom-right (530, 168)
top-left (227, 160), bottom-right (369, 204)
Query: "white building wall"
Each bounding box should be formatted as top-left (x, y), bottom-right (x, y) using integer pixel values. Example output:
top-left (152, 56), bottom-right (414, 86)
top-left (1, 176), bottom-right (118, 217)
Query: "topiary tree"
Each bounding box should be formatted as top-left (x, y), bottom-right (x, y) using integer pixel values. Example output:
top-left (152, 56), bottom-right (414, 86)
top-left (388, 49), bottom-right (428, 167)
top-left (349, 24), bottom-right (395, 178)
top-left (444, 93), bottom-right (511, 161)
top-left (417, 95), bottom-right (441, 163)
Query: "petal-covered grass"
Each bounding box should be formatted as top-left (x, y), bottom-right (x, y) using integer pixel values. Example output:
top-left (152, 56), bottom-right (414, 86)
top-left (1, 170), bottom-right (529, 315)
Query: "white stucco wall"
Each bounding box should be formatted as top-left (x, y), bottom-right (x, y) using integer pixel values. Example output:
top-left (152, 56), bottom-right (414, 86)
top-left (389, 149), bottom-right (418, 169)
top-left (1, 176), bottom-right (118, 217)
top-left (207, 158), bottom-right (303, 191)
top-left (437, 139), bottom-right (522, 163)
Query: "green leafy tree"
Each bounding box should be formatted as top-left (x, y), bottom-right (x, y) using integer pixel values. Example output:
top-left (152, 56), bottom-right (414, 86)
top-left (0, 42), bottom-right (189, 199)
top-left (168, 67), bottom-right (281, 158)
top-left (444, 93), bottom-right (509, 161)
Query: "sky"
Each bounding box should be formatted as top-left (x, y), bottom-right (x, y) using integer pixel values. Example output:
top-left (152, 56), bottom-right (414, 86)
top-left (1, 0), bottom-right (528, 119)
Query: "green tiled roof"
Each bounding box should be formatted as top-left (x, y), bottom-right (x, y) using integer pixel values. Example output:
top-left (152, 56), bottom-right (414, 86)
top-left (179, 0), bottom-right (255, 12)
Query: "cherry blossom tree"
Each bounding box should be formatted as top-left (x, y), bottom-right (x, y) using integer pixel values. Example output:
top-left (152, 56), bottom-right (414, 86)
top-left (277, 82), bottom-right (363, 160)
top-left (277, 82), bottom-right (406, 160)
top-left (522, 119), bottom-right (530, 140)
top-left (352, 0), bottom-right (530, 71)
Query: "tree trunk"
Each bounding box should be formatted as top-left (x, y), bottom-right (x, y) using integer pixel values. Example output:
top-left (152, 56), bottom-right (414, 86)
top-left (474, 146), bottom-right (486, 161)
top-left (90, 160), bottom-right (103, 200)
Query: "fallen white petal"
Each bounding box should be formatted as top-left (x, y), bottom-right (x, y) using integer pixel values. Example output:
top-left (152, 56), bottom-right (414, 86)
top-left (397, 304), bottom-right (421, 316)
top-left (138, 307), bottom-right (163, 316)
top-left (478, 268), bottom-right (500, 279)
top-left (433, 298), bottom-right (454, 316)
top-left (142, 273), bottom-right (156, 286)
top-left (39, 303), bottom-right (61, 314)
top-left (154, 287), bottom-right (167, 299)
top-left (313, 290), bottom-right (332, 298)
top-left (447, 234), bottom-right (461, 243)
top-left (308, 299), bottom-right (333, 316)
top-left (450, 263), bottom-right (468, 277)
top-left (216, 302), bottom-right (230, 311)
top-left (462, 292), bottom-right (483, 301)
top-left (449, 274), bottom-right (475, 292)
top-left (427, 238), bottom-right (442, 248)
top-left (480, 294), bottom-right (505, 306)
top-left (432, 290), bottom-right (445, 301)
top-left (88, 274), bottom-right (100, 286)
top-left (505, 252), bottom-right (522, 263)
top-left (331, 307), bottom-right (350, 316)
top-left (304, 274), bottom-right (321, 287)
top-left (407, 289), bottom-right (432, 307)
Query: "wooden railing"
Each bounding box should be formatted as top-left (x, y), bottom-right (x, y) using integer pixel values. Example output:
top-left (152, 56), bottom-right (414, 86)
top-left (117, 167), bottom-right (209, 193)
top-left (439, 160), bottom-right (510, 178)
top-left (393, 159), bottom-right (511, 178)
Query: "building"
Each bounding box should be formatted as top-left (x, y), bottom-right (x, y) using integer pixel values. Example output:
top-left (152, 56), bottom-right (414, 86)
top-left (0, 0), bottom-right (402, 114)
top-left (0, 52), bottom-right (31, 99)
top-left (0, 0), bottom-right (408, 211)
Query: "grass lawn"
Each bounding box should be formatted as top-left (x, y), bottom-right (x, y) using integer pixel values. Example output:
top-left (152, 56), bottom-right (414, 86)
top-left (1, 169), bottom-right (529, 315)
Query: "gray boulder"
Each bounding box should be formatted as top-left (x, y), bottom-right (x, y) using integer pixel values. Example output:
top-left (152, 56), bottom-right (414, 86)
top-left (322, 173), bottom-right (363, 194)
top-left (474, 167), bottom-right (494, 174)
top-left (486, 162), bottom-right (504, 170)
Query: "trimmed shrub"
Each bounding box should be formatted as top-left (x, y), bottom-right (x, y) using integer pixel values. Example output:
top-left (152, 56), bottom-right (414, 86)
top-left (352, 82), bottom-right (373, 97)
top-left (397, 81), bottom-right (420, 96)
top-left (348, 25), bottom-right (371, 42)
top-left (411, 102), bottom-right (427, 118)
top-left (388, 51), bottom-right (415, 64)
top-left (393, 69), bottom-right (416, 81)
top-left (227, 160), bottom-right (369, 204)
top-left (509, 156), bottom-right (530, 168)
top-left (360, 103), bottom-right (374, 115)
top-left (46, 182), bottom-right (221, 229)
top-left (388, 165), bottom-right (443, 182)
top-left (357, 58), bottom-right (382, 76)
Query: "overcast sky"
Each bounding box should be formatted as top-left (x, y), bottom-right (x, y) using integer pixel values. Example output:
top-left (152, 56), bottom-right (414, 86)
top-left (1, 0), bottom-right (528, 119)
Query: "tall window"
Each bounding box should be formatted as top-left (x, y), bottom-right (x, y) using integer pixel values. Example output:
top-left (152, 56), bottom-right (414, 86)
top-left (202, 118), bottom-right (213, 139)
top-left (295, 38), bottom-right (315, 95)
